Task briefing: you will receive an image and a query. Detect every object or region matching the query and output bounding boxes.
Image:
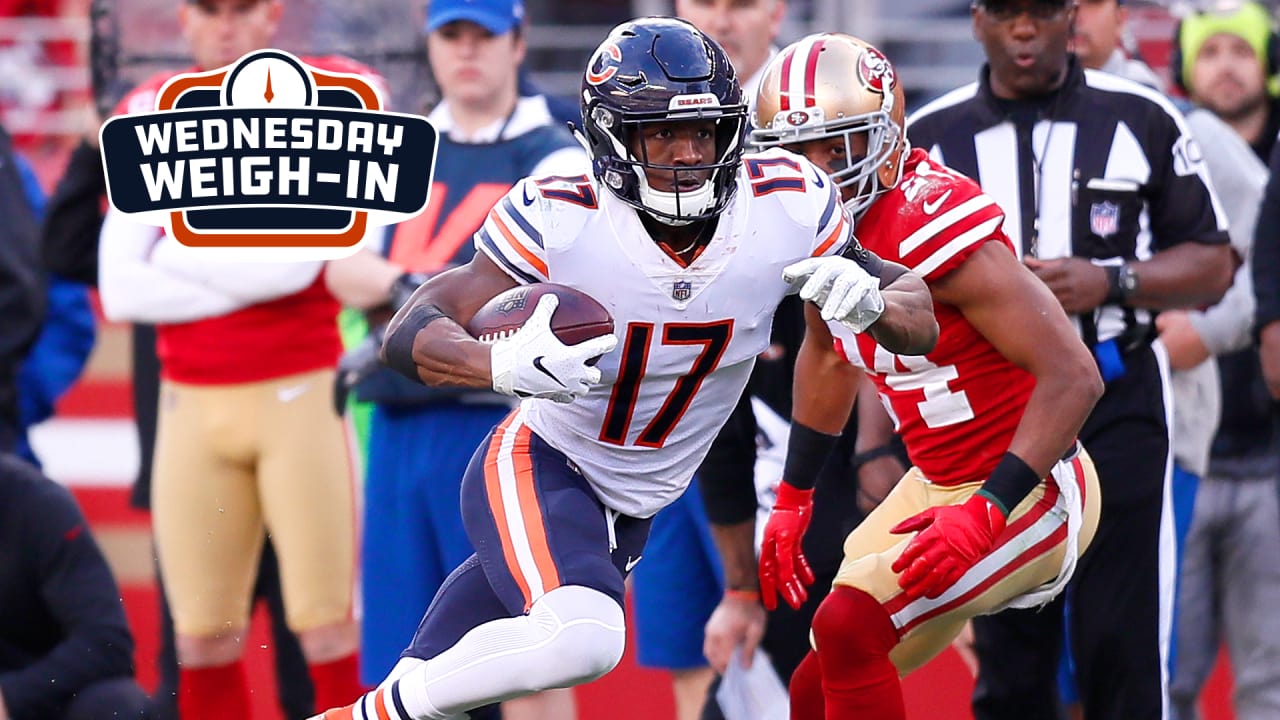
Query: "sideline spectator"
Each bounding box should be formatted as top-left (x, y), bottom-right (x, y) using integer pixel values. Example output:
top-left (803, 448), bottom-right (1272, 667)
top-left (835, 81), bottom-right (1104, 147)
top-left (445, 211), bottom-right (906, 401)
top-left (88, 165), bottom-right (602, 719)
top-left (0, 452), bottom-right (152, 720)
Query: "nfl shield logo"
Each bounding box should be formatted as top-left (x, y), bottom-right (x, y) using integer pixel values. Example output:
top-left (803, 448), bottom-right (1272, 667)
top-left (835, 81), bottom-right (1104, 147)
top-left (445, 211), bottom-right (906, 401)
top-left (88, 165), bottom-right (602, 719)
top-left (1090, 201), bottom-right (1120, 238)
top-left (673, 280), bottom-right (692, 301)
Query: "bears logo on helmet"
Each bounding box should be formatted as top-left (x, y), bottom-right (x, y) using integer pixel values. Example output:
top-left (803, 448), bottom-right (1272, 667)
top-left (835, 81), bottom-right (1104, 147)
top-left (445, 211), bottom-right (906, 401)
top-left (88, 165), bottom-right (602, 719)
top-left (585, 42), bottom-right (622, 86)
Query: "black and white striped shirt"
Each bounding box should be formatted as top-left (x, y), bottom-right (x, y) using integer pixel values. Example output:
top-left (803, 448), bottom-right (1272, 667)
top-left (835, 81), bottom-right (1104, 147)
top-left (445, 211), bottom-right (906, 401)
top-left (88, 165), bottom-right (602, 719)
top-left (906, 58), bottom-right (1230, 349)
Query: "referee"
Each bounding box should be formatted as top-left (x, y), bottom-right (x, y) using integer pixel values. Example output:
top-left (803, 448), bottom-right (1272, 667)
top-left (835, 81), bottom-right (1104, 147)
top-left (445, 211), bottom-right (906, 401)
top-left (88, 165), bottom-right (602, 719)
top-left (907, 1), bottom-right (1234, 719)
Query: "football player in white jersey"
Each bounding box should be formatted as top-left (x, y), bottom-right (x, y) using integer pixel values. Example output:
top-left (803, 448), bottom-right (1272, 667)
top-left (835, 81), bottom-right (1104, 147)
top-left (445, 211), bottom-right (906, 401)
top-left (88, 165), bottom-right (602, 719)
top-left (311, 19), bottom-right (936, 720)
top-left (742, 35), bottom-right (1104, 719)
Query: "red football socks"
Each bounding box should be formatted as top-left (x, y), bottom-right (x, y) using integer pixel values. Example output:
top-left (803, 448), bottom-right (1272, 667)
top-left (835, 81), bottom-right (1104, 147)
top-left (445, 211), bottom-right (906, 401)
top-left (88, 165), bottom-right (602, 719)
top-left (179, 661), bottom-right (250, 720)
top-left (789, 650), bottom-right (827, 720)
top-left (309, 652), bottom-right (366, 712)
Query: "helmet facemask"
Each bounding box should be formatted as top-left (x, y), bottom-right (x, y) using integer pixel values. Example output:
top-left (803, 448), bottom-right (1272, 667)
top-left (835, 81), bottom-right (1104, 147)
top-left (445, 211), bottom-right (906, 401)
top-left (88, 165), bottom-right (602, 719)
top-left (589, 102), bottom-right (746, 226)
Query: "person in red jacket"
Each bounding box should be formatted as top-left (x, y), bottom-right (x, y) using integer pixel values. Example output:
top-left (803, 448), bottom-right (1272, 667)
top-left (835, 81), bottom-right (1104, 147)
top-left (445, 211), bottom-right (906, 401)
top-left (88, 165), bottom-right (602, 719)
top-left (96, 1), bottom-right (402, 717)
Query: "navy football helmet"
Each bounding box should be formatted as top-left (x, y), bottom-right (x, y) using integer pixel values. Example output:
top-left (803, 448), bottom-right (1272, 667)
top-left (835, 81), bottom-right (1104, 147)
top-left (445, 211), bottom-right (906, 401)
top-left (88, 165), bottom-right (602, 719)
top-left (580, 17), bottom-right (747, 225)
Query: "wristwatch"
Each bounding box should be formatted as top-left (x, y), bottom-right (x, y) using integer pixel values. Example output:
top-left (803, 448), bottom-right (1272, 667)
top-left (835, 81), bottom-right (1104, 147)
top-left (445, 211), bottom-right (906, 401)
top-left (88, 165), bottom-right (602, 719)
top-left (1105, 263), bottom-right (1139, 304)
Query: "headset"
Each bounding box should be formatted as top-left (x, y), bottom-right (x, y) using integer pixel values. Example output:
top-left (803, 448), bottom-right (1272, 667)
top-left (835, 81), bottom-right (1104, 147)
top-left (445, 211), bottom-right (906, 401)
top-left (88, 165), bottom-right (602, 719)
top-left (1170, 0), bottom-right (1280, 96)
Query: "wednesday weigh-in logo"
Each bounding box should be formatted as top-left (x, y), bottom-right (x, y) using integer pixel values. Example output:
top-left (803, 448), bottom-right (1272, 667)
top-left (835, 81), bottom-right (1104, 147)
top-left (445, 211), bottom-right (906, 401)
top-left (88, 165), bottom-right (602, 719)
top-left (100, 50), bottom-right (437, 259)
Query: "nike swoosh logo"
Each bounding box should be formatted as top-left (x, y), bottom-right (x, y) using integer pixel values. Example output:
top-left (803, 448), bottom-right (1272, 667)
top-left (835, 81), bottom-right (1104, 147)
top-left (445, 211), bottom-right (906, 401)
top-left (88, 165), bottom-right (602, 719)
top-left (523, 184), bottom-right (538, 206)
top-left (922, 189), bottom-right (952, 216)
top-left (277, 382), bottom-right (310, 403)
top-left (624, 555), bottom-right (643, 572)
top-left (808, 163), bottom-right (827, 188)
top-left (531, 356), bottom-right (565, 387)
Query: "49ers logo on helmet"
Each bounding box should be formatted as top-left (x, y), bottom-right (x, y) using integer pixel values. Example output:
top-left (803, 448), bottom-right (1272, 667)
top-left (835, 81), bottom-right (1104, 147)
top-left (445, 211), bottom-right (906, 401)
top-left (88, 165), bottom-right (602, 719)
top-left (586, 43), bottom-right (623, 86)
top-left (856, 46), bottom-right (895, 95)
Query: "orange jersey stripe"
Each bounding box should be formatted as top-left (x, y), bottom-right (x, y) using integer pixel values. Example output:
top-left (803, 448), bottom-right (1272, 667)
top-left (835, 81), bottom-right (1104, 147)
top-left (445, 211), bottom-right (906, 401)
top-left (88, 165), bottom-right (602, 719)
top-left (512, 423), bottom-right (561, 604)
top-left (811, 214), bottom-right (847, 257)
top-left (491, 211), bottom-right (550, 278)
top-left (373, 689), bottom-right (393, 720)
top-left (484, 413), bottom-right (534, 608)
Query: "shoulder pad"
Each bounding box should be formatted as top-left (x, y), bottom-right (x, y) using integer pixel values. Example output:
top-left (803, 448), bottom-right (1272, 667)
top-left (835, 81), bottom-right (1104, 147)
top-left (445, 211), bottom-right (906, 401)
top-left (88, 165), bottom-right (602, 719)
top-left (739, 148), bottom-right (838, 229)
top-left (517, 173), bottom-right (602, 248)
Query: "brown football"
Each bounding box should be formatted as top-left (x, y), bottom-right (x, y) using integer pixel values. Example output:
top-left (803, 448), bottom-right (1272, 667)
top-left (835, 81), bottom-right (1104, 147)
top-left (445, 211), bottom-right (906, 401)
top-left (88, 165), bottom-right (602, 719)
top-left (468, 283), bottom-right (614, 347)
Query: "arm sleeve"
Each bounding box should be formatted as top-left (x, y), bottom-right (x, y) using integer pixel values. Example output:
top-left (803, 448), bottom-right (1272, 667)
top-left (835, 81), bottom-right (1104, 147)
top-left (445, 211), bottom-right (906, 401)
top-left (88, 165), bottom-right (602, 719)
top-left (473, 180), bottom-right (551, 284)
top-left (1189, 262), bottom-right (1255, 356)
top-left (1254, 141), bottom-right (1280, 332)
top-left (697, 389), bottom-right (761, 526)
top-left (897, 184), bottom-right (1006, 281)
top-left (97, 208), bottom-right (248, 323)
top-left (0, 478), bottom-right (135, 716)
top-left (1184, 113), bottom-right (1263, 355)
top-left (1147, 106), bottom-right (1231, 251)
top-left (40, 141), bottom-right (106, 285)
top-left (146, 239), bottom-right (324, 303)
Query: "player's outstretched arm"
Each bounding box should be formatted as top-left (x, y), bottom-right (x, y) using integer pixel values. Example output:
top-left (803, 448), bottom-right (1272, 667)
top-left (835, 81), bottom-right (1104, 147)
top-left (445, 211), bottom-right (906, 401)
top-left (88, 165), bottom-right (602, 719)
top-left (381, 252), bottom-right (518, 390)
top-left (870, 260), bottom-right (937, 355)
top-left (783, 255), bottom-right (937, 356)
top-left (759, 306), bottom-right (864, 610)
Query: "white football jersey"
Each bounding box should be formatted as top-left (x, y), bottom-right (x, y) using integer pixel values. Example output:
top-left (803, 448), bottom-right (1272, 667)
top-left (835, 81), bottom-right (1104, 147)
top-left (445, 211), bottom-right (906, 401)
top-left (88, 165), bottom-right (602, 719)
top-left (475, 148), bottom-right (854, 517)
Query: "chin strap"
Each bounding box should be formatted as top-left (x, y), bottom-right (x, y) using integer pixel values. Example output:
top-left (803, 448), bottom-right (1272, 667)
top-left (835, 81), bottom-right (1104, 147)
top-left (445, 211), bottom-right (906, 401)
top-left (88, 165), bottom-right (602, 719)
top-left (636, 171), bottom-right (716, 225)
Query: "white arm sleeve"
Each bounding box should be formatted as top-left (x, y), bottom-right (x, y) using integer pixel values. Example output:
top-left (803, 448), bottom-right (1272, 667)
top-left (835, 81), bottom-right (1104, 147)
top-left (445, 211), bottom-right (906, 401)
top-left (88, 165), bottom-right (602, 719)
top-left (97, 208), bottom-right (249, 323)
top-left (147, 238), bottom-right (324, 303)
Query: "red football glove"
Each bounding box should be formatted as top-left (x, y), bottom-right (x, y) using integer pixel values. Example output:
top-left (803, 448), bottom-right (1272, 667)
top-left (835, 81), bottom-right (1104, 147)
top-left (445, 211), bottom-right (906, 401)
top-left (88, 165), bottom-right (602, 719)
top-left (890, 493), bottom-right (1007, 600)
top-left (759, 482), bottom-right (816, 611)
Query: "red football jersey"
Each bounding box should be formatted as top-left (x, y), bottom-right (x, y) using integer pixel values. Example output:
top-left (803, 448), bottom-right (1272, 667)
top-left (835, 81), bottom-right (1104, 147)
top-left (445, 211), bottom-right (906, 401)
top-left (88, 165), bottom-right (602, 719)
top-left (109, 55), bottom-right (386, 384)
top-left (831, 148), bottom-right (1035, 486)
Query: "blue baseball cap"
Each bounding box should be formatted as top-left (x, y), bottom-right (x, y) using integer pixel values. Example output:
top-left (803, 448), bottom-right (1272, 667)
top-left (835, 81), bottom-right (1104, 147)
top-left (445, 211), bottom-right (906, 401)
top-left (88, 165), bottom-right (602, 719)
top-left (425, 0), bottom-right (525, 34)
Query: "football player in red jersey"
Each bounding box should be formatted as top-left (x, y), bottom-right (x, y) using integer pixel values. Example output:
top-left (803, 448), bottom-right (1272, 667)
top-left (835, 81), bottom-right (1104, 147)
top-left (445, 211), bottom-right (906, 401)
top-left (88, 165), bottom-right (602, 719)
top-left (749, 34), bottom-right (1105, 719)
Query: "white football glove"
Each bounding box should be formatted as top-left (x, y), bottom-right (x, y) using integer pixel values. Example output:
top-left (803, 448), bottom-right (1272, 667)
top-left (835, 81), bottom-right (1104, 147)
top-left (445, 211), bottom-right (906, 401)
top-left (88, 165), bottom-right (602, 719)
top-left (783, 256), bottom-right (886, 333)
top-left (489, 294), bottom-right (618, 403)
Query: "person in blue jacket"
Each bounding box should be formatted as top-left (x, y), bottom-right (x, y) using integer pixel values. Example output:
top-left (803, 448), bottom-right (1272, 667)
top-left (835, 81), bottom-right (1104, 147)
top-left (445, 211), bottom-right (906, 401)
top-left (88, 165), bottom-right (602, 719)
top-left (11, 150), bottom-right (95, 467)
